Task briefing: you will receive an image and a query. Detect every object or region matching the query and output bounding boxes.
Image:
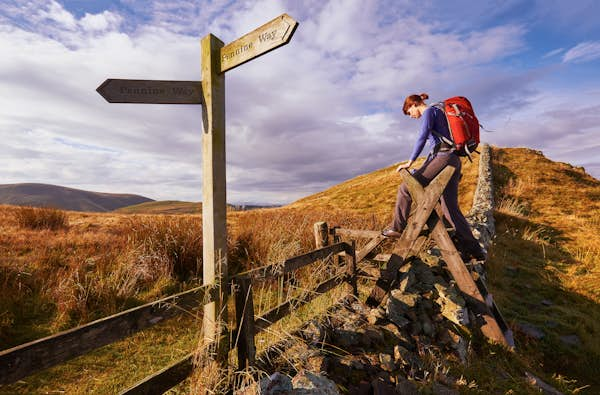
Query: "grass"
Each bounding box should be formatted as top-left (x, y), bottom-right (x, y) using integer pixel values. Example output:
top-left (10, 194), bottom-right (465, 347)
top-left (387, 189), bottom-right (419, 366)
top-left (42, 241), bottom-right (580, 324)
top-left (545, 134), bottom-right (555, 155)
top-left (484, 147), bottom-right (600, 393)
top-left (1, 148), bottom-right (599, 393)
top-left (13, 206), bottom-right (69, 230)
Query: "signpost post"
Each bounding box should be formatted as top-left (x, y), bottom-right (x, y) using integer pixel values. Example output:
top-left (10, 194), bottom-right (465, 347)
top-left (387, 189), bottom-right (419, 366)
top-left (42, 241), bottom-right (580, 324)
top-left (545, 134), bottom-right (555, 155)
top-left (97, 13), bottom-right (298, 362)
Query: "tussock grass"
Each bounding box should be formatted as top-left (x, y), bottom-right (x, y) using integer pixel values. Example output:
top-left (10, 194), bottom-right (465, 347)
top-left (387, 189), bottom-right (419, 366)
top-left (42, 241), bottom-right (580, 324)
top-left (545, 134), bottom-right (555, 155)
top-left (13, 206), bottom-right (69, 230)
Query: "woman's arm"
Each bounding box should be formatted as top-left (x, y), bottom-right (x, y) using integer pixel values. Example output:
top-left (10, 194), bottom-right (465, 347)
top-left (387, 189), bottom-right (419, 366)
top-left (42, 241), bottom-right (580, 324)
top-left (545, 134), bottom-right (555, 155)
top-left (408, 107), bottom-right (434, 162)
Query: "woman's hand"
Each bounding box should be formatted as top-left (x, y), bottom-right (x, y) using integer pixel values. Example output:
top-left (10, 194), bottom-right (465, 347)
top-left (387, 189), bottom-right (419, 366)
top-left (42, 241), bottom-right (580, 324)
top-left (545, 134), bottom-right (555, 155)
top-left (396, 160), bottom-right (413, 172)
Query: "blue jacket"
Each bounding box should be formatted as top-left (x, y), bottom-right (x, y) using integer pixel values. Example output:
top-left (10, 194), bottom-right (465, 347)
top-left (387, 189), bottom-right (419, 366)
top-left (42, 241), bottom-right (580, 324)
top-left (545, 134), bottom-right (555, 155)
top-left (409, 106), bottom-right (452, 161)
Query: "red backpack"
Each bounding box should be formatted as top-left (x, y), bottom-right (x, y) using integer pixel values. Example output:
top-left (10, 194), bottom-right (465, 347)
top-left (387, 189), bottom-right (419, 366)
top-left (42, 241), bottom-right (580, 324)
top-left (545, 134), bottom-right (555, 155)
top-left (433, 96), bottom-right (480, 160)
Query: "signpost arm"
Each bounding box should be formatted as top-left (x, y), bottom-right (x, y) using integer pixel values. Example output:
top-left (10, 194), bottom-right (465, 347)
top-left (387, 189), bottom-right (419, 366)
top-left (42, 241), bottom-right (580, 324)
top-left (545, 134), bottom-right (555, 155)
top-left (201, 33), bottom-right (228, 361)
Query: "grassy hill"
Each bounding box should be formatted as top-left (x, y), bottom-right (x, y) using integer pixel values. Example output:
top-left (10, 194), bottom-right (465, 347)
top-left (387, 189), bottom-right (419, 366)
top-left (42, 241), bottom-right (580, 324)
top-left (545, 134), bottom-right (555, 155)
top-left (289, 154), bottom-right (480, 215)
top-left (0, 183), bottom-right (153, 212)
top-left (1, 148), bottom-right (599, 393)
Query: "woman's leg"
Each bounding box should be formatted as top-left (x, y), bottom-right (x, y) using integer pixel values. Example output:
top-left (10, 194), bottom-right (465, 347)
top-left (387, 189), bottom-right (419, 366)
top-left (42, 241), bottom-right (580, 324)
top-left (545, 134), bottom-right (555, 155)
top-left (437, 155), bottom-right (485, 258)
top-left (390, 182), bottom-right (412, 232)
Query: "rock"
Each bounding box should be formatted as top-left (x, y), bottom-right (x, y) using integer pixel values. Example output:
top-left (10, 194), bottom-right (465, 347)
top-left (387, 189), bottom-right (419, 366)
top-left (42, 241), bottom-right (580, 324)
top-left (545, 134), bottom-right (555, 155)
top-left (306, 354), bottom-right (329, 373)
top-left (291, 370), bottom-right (340, 394)
top-left (432, 382), bottom-right (459, 395)
top-left (396, 377), bottom-right (419, 394)
top-left (379, 353), bottom-right (396, 372)
top-left (260, 372), bottom-right (293, 395)
top-left (398, 268), bottom-right (417, 293)
top-left (435, 284), bottom-right (469, 326)
top-left (332, 329), bottom-right (361, 349)
top-left (516, 322), bottom-right (545, 340)
top-left (394, 345), bottom-right (421, 368)
top-left (419, 311), bottom-right (436, 338)
top-left (559, 334), bottom-right (581, 346)
top-left (412, 261), bottom-right (436, 289)
top-left (386, 292), bottom-right (418, 329)
top-left (371, 379), bottom-right (398, 395)
top-left (541, 299), bottom-right (553, 307)
top-left (364, 327), bottom-right (385, 346)
top-left (368, 307), bottom-right (386, 325)
top-left (350, 301), bottom-right (369, 315)
top-left (302, 320), bottom-right (329, 345)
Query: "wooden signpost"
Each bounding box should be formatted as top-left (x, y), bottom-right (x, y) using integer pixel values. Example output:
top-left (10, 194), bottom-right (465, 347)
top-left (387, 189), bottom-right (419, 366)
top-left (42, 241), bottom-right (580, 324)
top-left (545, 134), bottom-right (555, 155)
top-left (96, 13), bottom-right (298, 361)
top-left (97, 79), bottom-right (203, 104)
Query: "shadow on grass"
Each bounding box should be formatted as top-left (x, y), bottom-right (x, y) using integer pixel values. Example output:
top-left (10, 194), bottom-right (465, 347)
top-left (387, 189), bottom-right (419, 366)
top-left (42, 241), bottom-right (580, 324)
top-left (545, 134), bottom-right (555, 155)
top-left (488, 211), bottom-right (600, 393)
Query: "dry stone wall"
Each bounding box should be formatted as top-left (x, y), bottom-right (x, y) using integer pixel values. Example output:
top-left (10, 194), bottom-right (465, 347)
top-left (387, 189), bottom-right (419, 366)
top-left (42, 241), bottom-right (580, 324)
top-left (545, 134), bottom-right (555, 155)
top-left (466, 143), bottom-right (495, 250)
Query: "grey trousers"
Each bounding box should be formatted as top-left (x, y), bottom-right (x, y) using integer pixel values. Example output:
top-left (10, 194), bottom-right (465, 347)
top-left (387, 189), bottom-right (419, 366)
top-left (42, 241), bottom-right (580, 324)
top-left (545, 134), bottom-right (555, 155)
top-left (390, 151), bottom-right (480, 251)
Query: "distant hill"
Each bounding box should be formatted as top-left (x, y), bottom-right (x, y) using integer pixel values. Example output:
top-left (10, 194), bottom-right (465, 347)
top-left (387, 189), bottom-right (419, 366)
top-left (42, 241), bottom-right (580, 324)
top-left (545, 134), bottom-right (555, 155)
top-left (0, 183), bottom-right (153, 212)
top-left (115, 200), bottom-right (202, 215)
top-left (115, 200), bottom-right (280, 215)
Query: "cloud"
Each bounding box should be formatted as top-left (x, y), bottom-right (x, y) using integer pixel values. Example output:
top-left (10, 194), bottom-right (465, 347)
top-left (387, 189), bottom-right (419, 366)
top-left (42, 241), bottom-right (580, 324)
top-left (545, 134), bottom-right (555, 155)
top-left (2, 0), bottom-right (597, 206)
top-left (543, 47), bottom-right (564, 58)
top-left (562, 41), bottom-right (600, 63)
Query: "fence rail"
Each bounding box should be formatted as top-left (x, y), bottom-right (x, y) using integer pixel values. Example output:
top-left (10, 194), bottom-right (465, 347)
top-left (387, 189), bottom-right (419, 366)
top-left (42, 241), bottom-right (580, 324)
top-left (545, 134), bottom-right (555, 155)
top-left (1, 239), bottom-right (357, 394)
top-left (0, 284), bottom-right (216, 385)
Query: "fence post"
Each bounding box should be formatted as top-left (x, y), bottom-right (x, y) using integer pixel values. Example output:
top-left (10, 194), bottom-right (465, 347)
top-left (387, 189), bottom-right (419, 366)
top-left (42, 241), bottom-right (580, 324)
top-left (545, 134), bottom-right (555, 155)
top-left (234, 276), bottom-right (256, 370)
top-left (346, 240), bottom-right (357, 296)
top-left (314, 221), bottom-right (329, 248)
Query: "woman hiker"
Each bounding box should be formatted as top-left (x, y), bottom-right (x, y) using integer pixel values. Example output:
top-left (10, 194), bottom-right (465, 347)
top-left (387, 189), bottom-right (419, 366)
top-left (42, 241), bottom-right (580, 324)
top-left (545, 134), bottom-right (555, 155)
top-left (382, 93), bottom-right (486, 261)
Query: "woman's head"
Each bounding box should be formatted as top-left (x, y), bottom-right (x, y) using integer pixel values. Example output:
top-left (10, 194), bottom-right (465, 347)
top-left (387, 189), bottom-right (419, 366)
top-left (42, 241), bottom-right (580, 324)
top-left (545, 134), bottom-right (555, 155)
top-left (403, 93), bottom-right (429, 118)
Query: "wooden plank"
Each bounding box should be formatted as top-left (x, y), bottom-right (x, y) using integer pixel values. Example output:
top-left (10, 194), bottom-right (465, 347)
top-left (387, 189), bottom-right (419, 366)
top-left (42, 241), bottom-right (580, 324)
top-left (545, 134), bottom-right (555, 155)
top-left (234, 277), bottom-right (256, 369)
top-left (334, 228), bottom-right (381, 239)
top-left (220, 14), bottom-right (298, 73)
top-left (119, 353), bottom-right (194, 395)
top-left (356, 235), bottom-right (386, 263)
top-left (254, 275), bottom-right (344, 334)
top-left (372, 253), bottom-right (392, 261)
top-left (0, 285), bottom-right (213, 385)
top-left (283, 242), bottom-right (347, 273)
top-left (428, 211), bottom-right (508, 346)
top-left (201, 33), bottom-right (229, 360)
top-left (96, 79), bottom-right (202, 104)
top-left (233, 243), bottom-right (348, 281)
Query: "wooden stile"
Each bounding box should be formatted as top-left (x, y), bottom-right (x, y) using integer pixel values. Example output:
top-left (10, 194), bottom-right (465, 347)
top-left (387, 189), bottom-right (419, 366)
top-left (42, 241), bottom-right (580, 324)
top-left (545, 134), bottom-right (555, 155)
top-left (400, 169), bottom-right (509, 346)
top-left (366, 167), bottom-right (455, 307)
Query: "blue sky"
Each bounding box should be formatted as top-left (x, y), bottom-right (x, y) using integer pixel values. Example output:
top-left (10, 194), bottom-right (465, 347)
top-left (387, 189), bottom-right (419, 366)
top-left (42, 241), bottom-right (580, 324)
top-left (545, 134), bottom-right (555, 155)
top-left (1, 0), bottom-right (599, 204)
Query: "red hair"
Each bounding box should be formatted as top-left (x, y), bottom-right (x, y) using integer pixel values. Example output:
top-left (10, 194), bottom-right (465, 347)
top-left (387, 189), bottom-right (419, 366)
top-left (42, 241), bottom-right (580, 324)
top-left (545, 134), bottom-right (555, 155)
top-left (403, 93), bottom-right (429, 115)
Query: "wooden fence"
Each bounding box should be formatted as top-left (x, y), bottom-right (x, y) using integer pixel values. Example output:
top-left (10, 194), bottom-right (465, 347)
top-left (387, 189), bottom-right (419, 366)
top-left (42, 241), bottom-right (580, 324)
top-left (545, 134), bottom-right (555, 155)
top-left (0, 231), bottom-right (367, 394)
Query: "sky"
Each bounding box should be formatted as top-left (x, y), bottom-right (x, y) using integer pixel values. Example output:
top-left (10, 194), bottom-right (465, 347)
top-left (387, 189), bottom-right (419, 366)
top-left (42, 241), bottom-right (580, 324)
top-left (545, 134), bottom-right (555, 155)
top-left (1, 0), bottom-right (599, 205)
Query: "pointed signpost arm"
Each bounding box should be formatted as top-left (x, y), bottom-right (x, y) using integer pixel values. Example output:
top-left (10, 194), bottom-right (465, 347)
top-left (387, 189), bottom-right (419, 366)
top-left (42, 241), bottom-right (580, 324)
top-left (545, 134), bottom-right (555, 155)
top-left (219, 13), bottom-right (298, 73)
top-left (201, 33), bottom-right (228, 361)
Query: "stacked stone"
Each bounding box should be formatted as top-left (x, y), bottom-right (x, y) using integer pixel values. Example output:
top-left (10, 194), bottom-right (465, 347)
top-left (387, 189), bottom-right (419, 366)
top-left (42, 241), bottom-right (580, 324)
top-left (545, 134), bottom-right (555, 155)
top-left (252, 146), bottom-right (497, 394)
top-left (466, 143), bottom-right (495, 250)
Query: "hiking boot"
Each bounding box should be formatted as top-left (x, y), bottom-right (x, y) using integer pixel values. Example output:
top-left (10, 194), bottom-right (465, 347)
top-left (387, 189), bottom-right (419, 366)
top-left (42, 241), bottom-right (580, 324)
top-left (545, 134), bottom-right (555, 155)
top-left (382, 228), bottom-right (402, 238)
